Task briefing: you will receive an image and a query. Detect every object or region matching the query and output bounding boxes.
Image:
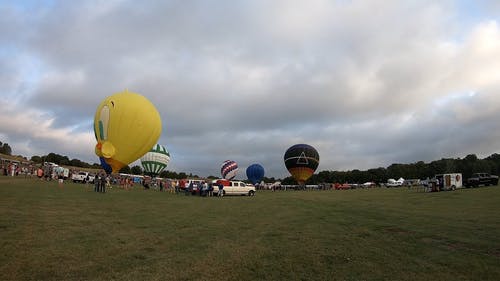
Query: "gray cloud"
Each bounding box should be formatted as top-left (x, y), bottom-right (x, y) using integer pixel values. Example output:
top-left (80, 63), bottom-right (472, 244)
top-left (1, 1), bottom-right (500, 179)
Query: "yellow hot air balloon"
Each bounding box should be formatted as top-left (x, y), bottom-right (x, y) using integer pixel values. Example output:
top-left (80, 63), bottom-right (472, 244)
top-left (94, 90), bottom-right (162, 173)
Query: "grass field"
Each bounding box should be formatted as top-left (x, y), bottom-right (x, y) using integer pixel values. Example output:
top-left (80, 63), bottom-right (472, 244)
top-left (1, 176), bottom-right (499, 281)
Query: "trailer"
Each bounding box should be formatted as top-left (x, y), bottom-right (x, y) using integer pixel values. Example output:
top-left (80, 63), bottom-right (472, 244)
top-left (434, 173), bottom-right (462, 191)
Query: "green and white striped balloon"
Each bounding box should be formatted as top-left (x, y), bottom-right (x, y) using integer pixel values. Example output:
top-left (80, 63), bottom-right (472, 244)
top-left (140, 144), bottom-right (170, 176)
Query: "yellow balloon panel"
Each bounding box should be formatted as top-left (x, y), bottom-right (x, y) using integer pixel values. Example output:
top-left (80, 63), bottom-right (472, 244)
top-left (94, 90), bottom-right (162, 173)
top-left (288, 167), bottom-right (315, 184)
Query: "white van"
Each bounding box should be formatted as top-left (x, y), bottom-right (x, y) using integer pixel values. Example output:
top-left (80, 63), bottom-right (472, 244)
top-left (212, 180), bottom-right (256, 196)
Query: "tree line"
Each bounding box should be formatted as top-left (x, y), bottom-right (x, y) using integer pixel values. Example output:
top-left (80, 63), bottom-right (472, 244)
top-left (283, 153), bottom-right (500, 185)
top-left (2, 140), bottom-right (499, 183)
top-left (29, 153), bottom-right (101, 169)
top-left (26, 152), bottom-right (191, 179)
top-left (32, 151), bottom-right (500, 184)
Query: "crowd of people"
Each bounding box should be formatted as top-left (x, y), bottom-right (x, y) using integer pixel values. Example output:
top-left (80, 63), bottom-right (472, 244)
top-left (1, 161), bottom-right (35, 177)
top-left (179, 180), bottom-right (225, 197)
top-left (1, 159), bottom-right (228, 196)
top-left (2, 161), bottom-right (68, 187)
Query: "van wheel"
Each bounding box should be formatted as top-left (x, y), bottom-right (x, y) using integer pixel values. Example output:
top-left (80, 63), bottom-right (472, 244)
top-left (451, 185), bottom-right (456, 191)
top-left (248, 190), bottom-right (255, 196)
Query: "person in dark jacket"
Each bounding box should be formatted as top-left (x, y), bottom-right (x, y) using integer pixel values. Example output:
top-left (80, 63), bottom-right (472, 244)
top-left (94, 174), bottom-right (100, 192)
top-left (218, 183), bottom-right (224, 197)
top-left (100, 173), bottom-right (107, 193)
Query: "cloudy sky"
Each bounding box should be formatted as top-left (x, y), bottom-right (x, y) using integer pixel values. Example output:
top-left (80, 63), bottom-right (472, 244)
top-left (1, 0), bottom-right (500, 179)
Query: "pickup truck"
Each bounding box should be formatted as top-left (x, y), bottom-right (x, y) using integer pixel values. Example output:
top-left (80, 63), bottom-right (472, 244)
top-left (71, 171), bottom-right (95, 183)
top-left (212, 180), bottom-right (256, 196)
top-left (464, 173), bottom-right (499, 188)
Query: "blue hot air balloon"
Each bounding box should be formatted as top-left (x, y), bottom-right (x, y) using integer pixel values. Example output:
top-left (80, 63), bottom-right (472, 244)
top-left (246, 164), bottom-right (265, 185)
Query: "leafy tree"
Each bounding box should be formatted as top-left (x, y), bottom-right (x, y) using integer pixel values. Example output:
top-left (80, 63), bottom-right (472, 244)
top-left (262, 176), bottom-right (277, 183)
top-left (40, 153), bottom-right (71, 166)
top-left (69, 158), bottom-right (87, 167)
top-left (119, 165), bottom-right (131, 174)
top-left (130, 165), bottom-right (143, 175)
top-left (158, 170), bottom-right (169, 178)
top-left (0, 142), bottom-right (12, 155)
top-left (464, 154), bottom-right (478, 162)
top-left (30, 155), bottom-right (42, 163)
top-left (485, 154), bottom-right (500, 175)
top-left (367, 167), bottom-right (387, 184)
top-left (60, 157), bottom-right (70, 165)
top-left (157, 170), bottom-right (191, 179)
top-left (472, 160), bottom-right (494, 174)
top-left (281, 176), bottom-right (295, 185)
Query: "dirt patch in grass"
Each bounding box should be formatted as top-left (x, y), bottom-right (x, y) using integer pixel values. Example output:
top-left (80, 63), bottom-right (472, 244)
top-left (420, 235), bottom-right (495, 257)
top-left (490, 249), bottom-right (500, 258)
top-left (384, 227), bottom-right (412, 235)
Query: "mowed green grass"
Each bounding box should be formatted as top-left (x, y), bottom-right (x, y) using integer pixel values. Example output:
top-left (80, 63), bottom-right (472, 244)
top-left (1, 177), bottom-right (499, 281)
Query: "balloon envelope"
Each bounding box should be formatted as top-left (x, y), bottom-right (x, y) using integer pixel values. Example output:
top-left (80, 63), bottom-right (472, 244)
top-left (221, 160), bottom-right (238, 180)
top-left (94, 90), bottom-right (162, 173)
top-left (284, 144), bottom-right (319, 184)
top-left (246, 164), bottom-right (265, 185)
top-left (141, 144), bottom-right (170, 176)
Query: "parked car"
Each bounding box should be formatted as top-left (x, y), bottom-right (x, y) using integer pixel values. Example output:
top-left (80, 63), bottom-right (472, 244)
top-left (464, 173), bottom-right (499, 188)
top-left (334, 183), bottom-right (351, 190)
top-left (71, 171), bottom-right (95, 183)
top-left (177, 179), bottom-right (206, 195)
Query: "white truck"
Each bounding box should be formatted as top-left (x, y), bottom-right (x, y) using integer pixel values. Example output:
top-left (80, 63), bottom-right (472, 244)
top-left (212, 180), bottom-right (256, 196)
top-left (71, 171), bottom-right (95, 183)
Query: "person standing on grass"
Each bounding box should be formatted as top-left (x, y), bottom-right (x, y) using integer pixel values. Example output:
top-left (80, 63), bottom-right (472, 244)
top-left (173, 180), bottom-right (179, 194)
top-left (204, 182), bottom-right (208, 197)
top-left (57, 169), bottom-right (64, 188)
top-left (122, 177), bottom-right (128, 190)
top-left (37, 166), bottom-right (43, 179)
top-left (94, 174), bottom-right (100, 192)
top-left (187, 181), bottom-right (194, 196)
top-left (208, 182), bottom-right (213, 197)
top-left (43, 165), bottom-right (50, 181)
top-left (106, 175), bottom-right (111, 189)
top-left (200, 182), bottom-right (206, 196)
top-left (100, 172), bottom-right (107, 193)
top-left (218, 183), bottom-right (224, 197)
